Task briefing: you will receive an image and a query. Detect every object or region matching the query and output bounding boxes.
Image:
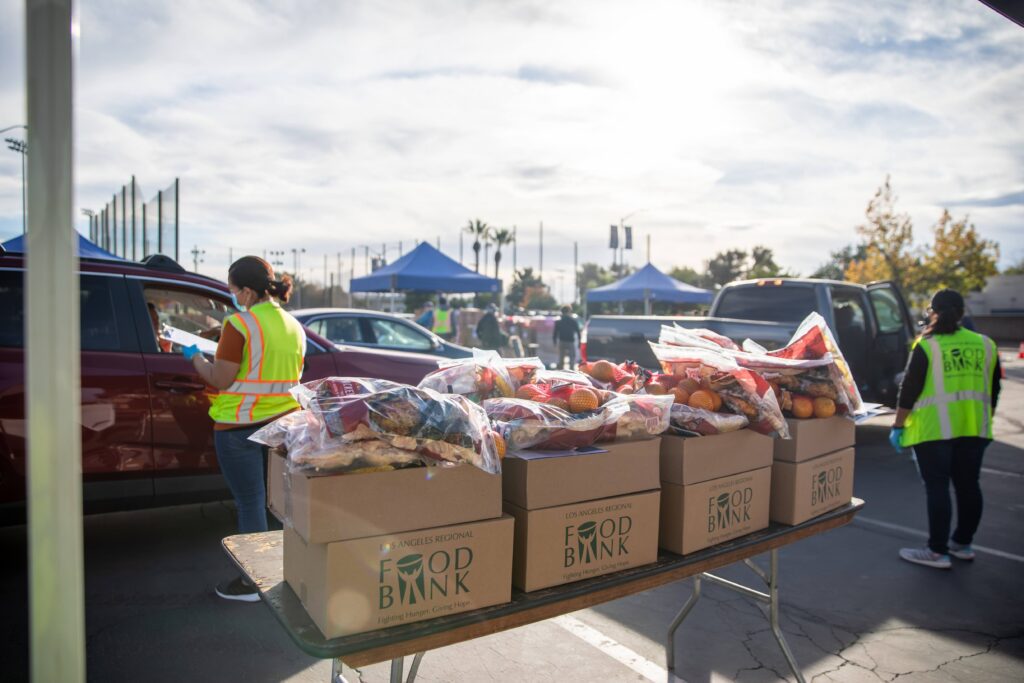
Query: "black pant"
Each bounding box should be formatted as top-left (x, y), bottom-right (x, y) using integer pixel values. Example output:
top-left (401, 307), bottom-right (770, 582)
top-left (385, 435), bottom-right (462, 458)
top-left (912, 437), bottom-right (989, 554)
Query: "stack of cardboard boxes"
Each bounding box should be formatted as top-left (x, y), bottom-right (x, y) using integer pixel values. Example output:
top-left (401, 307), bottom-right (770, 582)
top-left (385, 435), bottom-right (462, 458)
top-left (658, 430), bottom-right (773, 554)
top-left (770, 417), bottom-right (856, 525)
top-left (502, 440), bottom-right (661, 591)
top-left (269, 452), bottom-right (514, 638)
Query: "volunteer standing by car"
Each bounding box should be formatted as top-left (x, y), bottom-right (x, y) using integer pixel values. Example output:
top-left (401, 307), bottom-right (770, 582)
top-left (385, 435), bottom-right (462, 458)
top-left (889, 289), bottom-right (1002, 569)
top-left (183, 256), bottom-right (306, 601)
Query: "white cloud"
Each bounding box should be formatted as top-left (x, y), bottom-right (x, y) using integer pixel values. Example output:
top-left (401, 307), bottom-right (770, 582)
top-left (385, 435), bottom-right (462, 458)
top-left (0, 0), bottom-right (1021, 287)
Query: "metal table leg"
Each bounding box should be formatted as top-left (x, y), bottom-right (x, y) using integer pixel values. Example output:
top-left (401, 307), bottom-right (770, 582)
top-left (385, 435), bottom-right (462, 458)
top-left (331, 653), bottom-right (426, 683)
top-left (664, 550), bottom-right (806, 683)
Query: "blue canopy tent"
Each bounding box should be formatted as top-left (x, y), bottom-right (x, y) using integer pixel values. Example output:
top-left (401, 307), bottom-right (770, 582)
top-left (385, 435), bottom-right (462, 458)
top-left (586, 262), bottom-right (713, 314)
top-left (2, 232), bottom-right (124, 261)
top-left (350, 242), bottom-right (500, 304)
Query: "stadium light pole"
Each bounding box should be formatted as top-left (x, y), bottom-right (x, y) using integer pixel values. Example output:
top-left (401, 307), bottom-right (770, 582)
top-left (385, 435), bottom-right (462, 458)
top-left (5, 133), bottom-right (28, 234)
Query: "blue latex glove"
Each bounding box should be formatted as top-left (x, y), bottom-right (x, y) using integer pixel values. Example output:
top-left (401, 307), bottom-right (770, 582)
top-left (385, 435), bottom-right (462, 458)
top-left (182, 344), bottom-right (202, 361)
top-left (888, 427), bottom-right (905, 454)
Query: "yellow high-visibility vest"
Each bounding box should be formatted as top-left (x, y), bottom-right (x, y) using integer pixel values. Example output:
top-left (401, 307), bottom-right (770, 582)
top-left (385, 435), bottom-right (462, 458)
top-left (902, 328), bottom-right (996, 447)
top-left (209, 300), bottom-right (306, 426)
top-left (433, 308), bottom-right (452, 335)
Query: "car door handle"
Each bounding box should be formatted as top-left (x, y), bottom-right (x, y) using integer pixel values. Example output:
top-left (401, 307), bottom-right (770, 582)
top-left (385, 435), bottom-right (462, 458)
top-left (154, 380), bottom-right (207, 393)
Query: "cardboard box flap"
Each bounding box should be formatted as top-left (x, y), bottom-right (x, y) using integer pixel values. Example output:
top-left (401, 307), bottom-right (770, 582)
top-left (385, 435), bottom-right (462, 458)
top-left (660, 430), bottom-right (773, 485)
top-left (773, 417), bottom-right (855, 463)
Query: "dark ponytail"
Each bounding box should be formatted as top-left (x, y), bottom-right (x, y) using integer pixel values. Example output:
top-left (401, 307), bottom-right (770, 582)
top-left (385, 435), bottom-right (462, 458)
top-left (228, 256), bottom-right (293, 303)
top-left (922, 288), bottom-right (963, 337)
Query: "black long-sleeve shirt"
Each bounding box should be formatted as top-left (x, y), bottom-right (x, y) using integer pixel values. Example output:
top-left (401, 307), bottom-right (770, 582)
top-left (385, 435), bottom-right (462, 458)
top-left (896, 342), bottom-right (1002, 410)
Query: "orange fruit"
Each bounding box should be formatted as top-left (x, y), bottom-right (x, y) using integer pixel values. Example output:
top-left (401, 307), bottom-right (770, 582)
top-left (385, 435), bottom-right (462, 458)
top-left (687, 390), bottom-right (716, 411)
top-left (813, 397), bottom-right (836, 419)
top-left (645, 381), bottom-right (668, 395)
top-left (678, 378), bottom-right (701, 395)
top-left (791, 395), bottom-right (814, 419)
top-left (672, 387), bottom-right (690, 405)
top-left (515, 384), bottom-right (544, 401)
top-left (568, 388), bottom-right (600, 413)
top-left (590, 360), bottom-right (616, 382)
top-left (492, 432), bottom-right (507, 459)
top-left (548, 397), bottom-right (570, 411)
top-left (708, 390), bottom-right (723, 411)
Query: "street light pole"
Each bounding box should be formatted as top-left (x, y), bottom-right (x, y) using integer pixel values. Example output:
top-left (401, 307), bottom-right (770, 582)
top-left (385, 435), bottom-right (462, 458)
top-left (5, 136), bottom-right (28, 234)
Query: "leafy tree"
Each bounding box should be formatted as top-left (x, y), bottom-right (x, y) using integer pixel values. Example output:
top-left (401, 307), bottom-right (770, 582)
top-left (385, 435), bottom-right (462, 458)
top-left (921, 210), bottom-right (999, 293)
top-left (1002, 258), bottom-right (1024, 275)
top-left (705, 249), bottom-right (748, 288)
top-left (747, 245), bottom-right (789, 279)
top-left (507, 267), bottom-right (557, 310)
top-left (464, 219), bottom-right (489, 273)
top-left (844, 176), bottom-right (922, 297)
top-left (577, 262), bottom-right (618, 304)
top-left (668, 265), bottom-right (703, 286)
top-left (491, 227), bottom-right (514, 281)
top-left (811, 245), bottom-right (868, 280)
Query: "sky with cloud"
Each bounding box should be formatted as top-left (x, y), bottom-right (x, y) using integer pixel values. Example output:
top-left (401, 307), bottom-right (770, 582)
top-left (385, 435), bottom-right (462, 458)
top-left (0, 0), bottom-right (1021, 296)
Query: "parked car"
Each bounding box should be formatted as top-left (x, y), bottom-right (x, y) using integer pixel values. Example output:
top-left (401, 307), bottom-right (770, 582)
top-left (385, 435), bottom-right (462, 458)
top-left (291, 308), bottom-right (474, 360)
top-left (0, 253), bottom-right (439, 519)
top-left (582, 278), bottom-right (915, 404)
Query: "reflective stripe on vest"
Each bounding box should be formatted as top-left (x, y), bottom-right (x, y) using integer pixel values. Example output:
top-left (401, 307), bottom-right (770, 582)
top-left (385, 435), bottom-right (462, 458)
top-left (433, 308), bottom-right (451, 335)
top-left (903, 329), bottom-right (995, 446)
top-left (209, 302), bottom-right (305, 425)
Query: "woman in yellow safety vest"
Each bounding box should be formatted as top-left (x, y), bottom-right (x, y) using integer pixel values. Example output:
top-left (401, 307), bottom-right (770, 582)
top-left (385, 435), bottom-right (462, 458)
top-left (183, 256), bottom-right (306, 601)
top-left (890, 289), bottom-right (1002, 569)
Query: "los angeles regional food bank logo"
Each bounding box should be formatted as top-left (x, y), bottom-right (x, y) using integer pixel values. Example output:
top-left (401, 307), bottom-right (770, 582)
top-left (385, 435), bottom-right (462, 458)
top-left (378, 549), bottom-right (473, 609)
top-left (811, 466), bottom-right (843, 506)
top-left (707, 488), bottom-right (753, 533)
top-left (564, 516), bottom-right (632, 568)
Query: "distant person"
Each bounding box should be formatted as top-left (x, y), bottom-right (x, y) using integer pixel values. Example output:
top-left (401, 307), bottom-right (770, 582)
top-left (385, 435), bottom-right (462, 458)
top-left (147, 302), bottom-right (173, 352)
top-left (433, 297), bottom-right (455, 341)
top-left (475, 303), bottom-right (506, 351)
top-left (553, 306), bottom-right (581, 369)
top-left (450, 300), bottom-right (464, 344)
top-left (183, 256), bottom-right (305, 602)
top-left (889, 289), bottom-right (1002, 570)
top-left (415, 300), bottom-right (434, 329)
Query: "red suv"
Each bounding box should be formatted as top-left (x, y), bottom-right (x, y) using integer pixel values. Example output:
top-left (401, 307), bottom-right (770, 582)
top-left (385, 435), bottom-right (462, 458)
top-left (0, 252), bottom-right (438, 518)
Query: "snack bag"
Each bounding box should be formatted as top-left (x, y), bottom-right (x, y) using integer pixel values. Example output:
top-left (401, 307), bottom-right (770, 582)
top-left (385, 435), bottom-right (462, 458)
top-left (597, 393), bottom-right (673, 442)
top-left (500, 357), bottom-right (545, 391)
top-left (484, 397), bottom-right (625, 451)
top-left (659, 325), bottom-right (740, 351)
top-left (290, 377), bottom-right (403, 410)
top-left (669, 404), bottom-right (749, 436)
top-left (417, 349), bottom-right (514, 403)
top-left (649, 343), bottom-right (790, 439)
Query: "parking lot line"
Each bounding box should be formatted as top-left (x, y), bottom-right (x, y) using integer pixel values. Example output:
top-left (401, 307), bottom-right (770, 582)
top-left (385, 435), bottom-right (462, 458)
top-left (552, 614), bottom-right (685, 682)
top-left (980, 467), bottom-right (1023, 478)
top-left (855, 516), bottom-right (1024, 563)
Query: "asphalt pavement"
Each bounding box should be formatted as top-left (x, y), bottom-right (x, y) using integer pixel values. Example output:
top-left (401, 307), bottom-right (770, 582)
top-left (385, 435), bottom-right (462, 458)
top-left (2, 351), bottom-right (1022, 682)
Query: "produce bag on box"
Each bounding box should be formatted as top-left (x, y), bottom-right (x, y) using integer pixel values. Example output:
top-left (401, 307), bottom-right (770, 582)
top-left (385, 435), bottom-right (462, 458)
top-left (417, 349), bottom-right (514, 403)
top-left (484, 397), bottom-right (626, 451)
top-left (499, 357), bottom-right (545, 392)
top-left (649, 343), bottom-right (790, 438)
top-left (597, 394), bottom-right (673, 442)
top-left (578, 359), bottom-right (651, 393)
top-left (252, 378), bottom-right (503, 474)
top-left (669, 404), bottom-right (749, 436)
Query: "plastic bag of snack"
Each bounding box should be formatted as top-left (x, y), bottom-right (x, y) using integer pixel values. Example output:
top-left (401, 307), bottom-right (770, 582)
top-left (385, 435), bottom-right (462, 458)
top-left (500, 357), bottom-right (545, 391)
top-left (659, 325), bottom-right (740, 351)
top-left (648, 343), bottom-right (789, 438)
top-left (579, 359), bottom-right (650, 393)
top-left (417, 349), bottom-right (514, 403)
top-left (669, 404), bottom-right (749, 436)
top-left (290, 377), bottom-right (403, 410)
top-left (597, 393), bottom-right (673, 442)
top-left (484, 395), bottom-right (626, 451)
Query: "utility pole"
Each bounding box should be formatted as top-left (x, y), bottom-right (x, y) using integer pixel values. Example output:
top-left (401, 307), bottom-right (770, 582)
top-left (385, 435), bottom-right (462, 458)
top-left (191, 245), bottom-right (205, 272)
top-left (512, 225), bottom-right (517, 274)
top-left (228, 247), bottom-right (233, 265)
top-left (646, 234), bottom-right (651, 263)
top-left (459, 231), bottom-right (464, 264)
top-left (291, 247), bottom-right (305, 308)
top-left (336, 251), bottom-right (342, 307)
top-left (539, 221), bottom-right (544, 282)
top-left (573, 241), bottom-right (579, 305)
top-left (4, 135), bottom-right (27, 234)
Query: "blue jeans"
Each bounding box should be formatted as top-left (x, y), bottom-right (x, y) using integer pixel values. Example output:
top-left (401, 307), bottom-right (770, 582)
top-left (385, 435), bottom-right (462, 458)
top-left (912, 437), bottom-right (989, 555)
top-left (215, 425), bottom-right (269, 534)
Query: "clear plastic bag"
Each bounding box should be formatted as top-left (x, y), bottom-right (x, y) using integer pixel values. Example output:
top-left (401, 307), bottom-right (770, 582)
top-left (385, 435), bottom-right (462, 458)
top-left (290, 377), bottom-right (403, 410)
top-left (255, 379), bottom-right (503, 474)
top-left (578, 359), bottom-right (650, 393)
top-left (500, 357), bottom-right (545, 391)
top-left (648, 343), bottom-right (790, 439)
top-left (484, 396), bottom-right (626, 451)
top-left (417, 349), bottom-right (514, 403)
top-left (669, 404), bottom-right (749, 436)
top-left (597, 394), bottom-right (674, 442)
top-left (659, 325), bottom-right (740, 351)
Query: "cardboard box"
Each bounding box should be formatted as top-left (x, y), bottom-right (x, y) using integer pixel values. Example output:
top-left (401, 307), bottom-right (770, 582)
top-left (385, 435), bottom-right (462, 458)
top-left (773, 417), bottom-right (855, 463)
top-left (659, 467), bottom-right (772, 555)
top-left (503, 490), bottom-right (660, 592)
top-left (284, 516), bottom-right (513, 639)
top-left (268, 452), bottom-right (502, 543)
top-left (771, 447), bottom-right (855, 525)
top-left (660, 431), bottom-right (773, 485)
top-left (502, 439), bottom-right (661, 510)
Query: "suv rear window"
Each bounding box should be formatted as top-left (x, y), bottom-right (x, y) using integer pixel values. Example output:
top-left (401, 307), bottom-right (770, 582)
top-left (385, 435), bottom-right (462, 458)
top-left (714, 285), bottom-right (817, 323)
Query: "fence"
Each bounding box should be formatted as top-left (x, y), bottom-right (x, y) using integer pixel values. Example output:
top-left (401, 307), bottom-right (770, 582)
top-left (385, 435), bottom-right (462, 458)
top-left (88, 176), bottom-right (178, 262)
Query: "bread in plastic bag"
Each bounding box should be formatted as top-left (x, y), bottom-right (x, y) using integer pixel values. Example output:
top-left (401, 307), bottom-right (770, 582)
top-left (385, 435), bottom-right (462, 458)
top-left (669, 404), bottom-right (749, 436)
top-left (417, 349), bottom-right (514, 403)
top-left (597, 393), bottom-right (673, 442)
top-left (484, 397), bottom-right (626, 451)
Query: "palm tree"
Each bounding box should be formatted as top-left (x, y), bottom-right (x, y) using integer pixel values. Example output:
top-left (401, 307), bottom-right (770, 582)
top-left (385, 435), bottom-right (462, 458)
top-left (491, 228), bottom-right (514, 281)
top-left (464, 219), bottom-right (489, 273)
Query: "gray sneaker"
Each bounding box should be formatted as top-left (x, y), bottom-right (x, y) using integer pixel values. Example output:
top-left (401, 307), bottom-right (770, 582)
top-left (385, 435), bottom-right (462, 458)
top-left (899, 547), bottom-right (952, 569)
top-left (949, 542), bottom-right (976, 561)
top-left (215, 576), bottom-right (260, 602)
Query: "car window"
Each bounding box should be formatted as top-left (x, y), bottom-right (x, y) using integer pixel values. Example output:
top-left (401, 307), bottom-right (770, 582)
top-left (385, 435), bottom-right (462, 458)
top-left (0, 271), bottom-right (127, 351)
top-left (368, 318), bottom-right (432, 351)
top-left (869, 287), bottom-right (905, 334)
top-left (714, 286), bottom-right (817, 323)
top-left (318, 316), bottom-right (364, 343)
top-left (144, 285), bottom-right (230, 351)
